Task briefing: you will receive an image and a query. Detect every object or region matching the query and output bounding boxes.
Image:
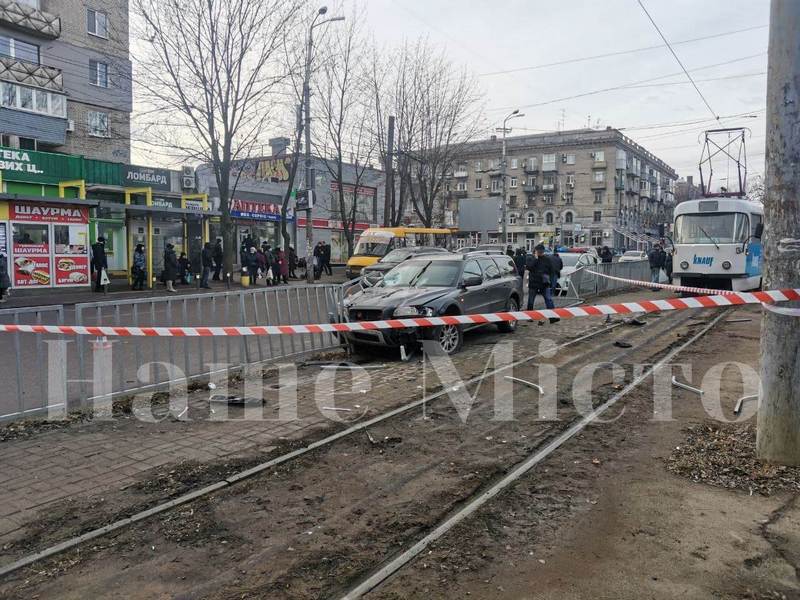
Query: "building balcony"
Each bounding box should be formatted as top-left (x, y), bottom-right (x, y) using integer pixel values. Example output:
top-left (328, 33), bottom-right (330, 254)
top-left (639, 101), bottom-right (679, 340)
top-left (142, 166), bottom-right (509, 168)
top-left (449, 189), bottom-right (468, 199)
top-left (541, 164), bottom-right (558, 172)
top-left (522, 184), bottom-right (538, 194)
top-left (453, 170), bottom-right (468, 178)
top-left (614, 179), bottom-right (625, 191)
top-left (488, 190), bottom-right (501, 196)
top-left (0, 56), bottom-right (63, 91)
top-left (649, 175), bottom-right (657, 184)
top-left (541, 183), bottom-right (556, 192)
top-left (523, 161), bottom-right (539, 174)
top-left (592, 161), bottom-right (607, 169)
top-left (590, 181), bottom-right (607, 190)
top-left (0, 0), bottom-right (61, 38)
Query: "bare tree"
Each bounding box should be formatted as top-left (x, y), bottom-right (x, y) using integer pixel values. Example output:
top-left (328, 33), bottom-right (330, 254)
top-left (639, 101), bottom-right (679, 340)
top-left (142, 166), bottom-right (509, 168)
top-left (370, 40), bottom-right (484, 228)
top-left (133, 0), bottom-right (302, 273)
top-left (313, 7), bottom-right (378, 256)
top-left (747, 173), bottom-right (765, 203)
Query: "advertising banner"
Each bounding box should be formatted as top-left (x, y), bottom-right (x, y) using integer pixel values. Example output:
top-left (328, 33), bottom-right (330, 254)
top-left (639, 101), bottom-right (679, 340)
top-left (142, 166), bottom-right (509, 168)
top-left (13, 255), bottom-right (50, 287)
top-left (10, 202), bottom-right (89, 224)
top-left (54, 255), bottom-right (90, 286)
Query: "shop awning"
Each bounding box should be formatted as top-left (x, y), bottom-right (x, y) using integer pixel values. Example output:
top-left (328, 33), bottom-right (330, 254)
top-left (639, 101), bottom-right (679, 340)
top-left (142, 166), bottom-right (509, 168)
top-left (0, 193), bottom-right (99, 207)
top-left (119, 203), bottom-right (220, 217)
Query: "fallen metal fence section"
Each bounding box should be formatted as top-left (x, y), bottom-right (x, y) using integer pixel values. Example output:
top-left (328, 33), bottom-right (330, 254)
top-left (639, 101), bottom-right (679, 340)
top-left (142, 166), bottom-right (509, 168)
top-left (72, 284), bottom-right (343, 405)
top-left (568, 259), bottom-right (651, 298)
top-left (0, 304), bottom-right (65, 422)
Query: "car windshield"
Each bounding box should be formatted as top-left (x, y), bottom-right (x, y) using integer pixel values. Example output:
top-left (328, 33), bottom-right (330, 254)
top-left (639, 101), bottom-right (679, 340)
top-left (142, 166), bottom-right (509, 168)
top-left (380, 249), bottom-right (412, 263)
top-left (381, 260), bottom-right (461, 288)
top-left (559, 254), bottom-right (582, 267)
top-left (674, 212), bottom-right (750, 244)
top-left (354, 235), bottom-right (393, 257)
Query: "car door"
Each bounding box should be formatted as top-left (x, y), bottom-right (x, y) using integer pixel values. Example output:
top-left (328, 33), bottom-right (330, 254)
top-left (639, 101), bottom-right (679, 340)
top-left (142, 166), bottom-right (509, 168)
top-left (459, 259), bottom-right (489, 315)
top-left (477, 257), bottom-right (505, 311)
top-left (492, 256), bottom-right (519, 308)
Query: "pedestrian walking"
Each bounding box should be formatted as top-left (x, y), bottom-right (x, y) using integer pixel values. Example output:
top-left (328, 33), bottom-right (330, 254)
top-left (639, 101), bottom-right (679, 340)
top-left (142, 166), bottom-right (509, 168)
top-left (322, 242), bottom-right (333, 276)
top-left (647, 243), bottom-right (666, 291)
top-left (212, 238), bottom-right (223, 281)
top-left (178, 252), bottom-right (191, 285)
top-left (90, 236), bottom-right (108, 292)
top-left (550, 250), bottom-right (563, 293)
top-left (513, 248), bottom-right (526, 277)
top-left (163, 243), bottom-right (179, 292)
top-left (506, 245), bottom-right (514, 258)
top-left (525, 244), bottom-right (558, 324)
top-left (0, 252), bottom-right (10, 303)
top-left (131, 244), bottom-right (146, 290)
top-left (200, 242), bottom-right (213, 289)
top-left (313, 242), bottom-right (324, 280)
top-left (665, 249), bottom-right (674, 284)
top-left (277, 248), bottom-right (289, 284)
top-left (242, 246), bottom-right (260, 285)
top-left (600, 246), bottom-right (613, 263)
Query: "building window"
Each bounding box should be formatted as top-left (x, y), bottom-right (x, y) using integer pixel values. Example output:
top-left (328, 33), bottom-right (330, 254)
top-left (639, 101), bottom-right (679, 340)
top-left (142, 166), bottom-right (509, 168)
top-left (491, 179), bottom-right (500, 192)
top-left (456, 181), bottom-right (466, 191)
top-left (509, 195), bottom-right (517, 207)
top-left (475, 178), bottom-right (482, 190)
top-left (545, 212), bottom-right (554, 225)
top-left (593, 211), bottom-right (602, 223)
top-left (474, 160), bottom-right (481, 170)
top-left (593, 150), bottom-right (605, 162)
top-left (594, 190), bottom-right (604, 204)
top-left (509, 214), bottom-right (517, 225)
top-left (542, 153), bottom-right (556, 170)
top-left (593, 170), bottom-right (605, 183)
top-left (544, 193), bottom-right (553, 204)
top-left (565, 212), bottom-right (574, 224)
top-left (88, 111), bottom-right (110, 137)
top-left (0, 36), bottom-right (40, 64)
top-left (510, 158), bottom-right (519, 169)
top-left (527, 176), bottom-right (536, 186)
top-left (566, 153), bottom-right (575, 165)
top-left (591, 230), bottom-right (603, 246)
top-left (565, 173), bottom-right (575, 187)
top-left (89, 60), bottom-right (109, 87)
top-left (526, 213), bottom-right (535, 225)
top-left (564, 192), bottom-right (573, 204)
top-left (0, 81), bottom-right (66, 117)
top-left (87, 9), bottom-right (109, 39)
top-left (510, 176), bottom-right (517, 188)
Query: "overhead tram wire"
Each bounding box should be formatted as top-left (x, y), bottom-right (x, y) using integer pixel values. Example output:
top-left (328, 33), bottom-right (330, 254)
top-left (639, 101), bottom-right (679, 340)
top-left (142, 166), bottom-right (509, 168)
top-left (637, 0), bottom-right (719, 120)
top-left (477, 23), bottom-right (768, 77)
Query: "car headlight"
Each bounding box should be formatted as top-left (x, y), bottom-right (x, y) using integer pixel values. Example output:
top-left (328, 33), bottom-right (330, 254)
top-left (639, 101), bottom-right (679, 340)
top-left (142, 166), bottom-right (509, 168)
top-left (680, 261), bottom-right (689, 270)
top-left (393, 306), bottom-right (421, 317)
top-left (722, 260), bottom-right (731, 270)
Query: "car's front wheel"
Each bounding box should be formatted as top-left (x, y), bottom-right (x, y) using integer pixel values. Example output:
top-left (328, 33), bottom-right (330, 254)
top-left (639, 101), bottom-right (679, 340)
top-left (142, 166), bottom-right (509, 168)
top-left (497, 297), bottom-right (519, 333)
top-left (430, 323), bottom-right (463, 355)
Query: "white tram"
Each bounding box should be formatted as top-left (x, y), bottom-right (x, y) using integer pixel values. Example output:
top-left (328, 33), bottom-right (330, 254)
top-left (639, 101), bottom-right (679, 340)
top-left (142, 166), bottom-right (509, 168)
top-left (672, 197), bottom-right (763, 292)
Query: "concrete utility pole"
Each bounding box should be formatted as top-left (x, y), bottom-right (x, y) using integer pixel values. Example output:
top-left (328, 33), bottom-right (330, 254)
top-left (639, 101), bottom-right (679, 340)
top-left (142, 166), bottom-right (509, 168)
top-left (499, 110), bottom-right (523, 245)
top-left (384, 115), bottom-right (395, 227)
top-left (757, 0), bottom-right (800, 465)
top-left (303, 6), bottom-right (345, 283)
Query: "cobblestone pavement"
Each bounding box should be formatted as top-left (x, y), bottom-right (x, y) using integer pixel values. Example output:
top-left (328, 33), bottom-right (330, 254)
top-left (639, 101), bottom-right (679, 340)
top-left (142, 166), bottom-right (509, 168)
top-left (0, 289), bottom-right (676, 547)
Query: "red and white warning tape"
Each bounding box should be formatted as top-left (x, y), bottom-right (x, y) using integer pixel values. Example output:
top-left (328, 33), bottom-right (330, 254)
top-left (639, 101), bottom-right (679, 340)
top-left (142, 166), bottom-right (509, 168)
top-left (585, 269), bottom-right (737, 296)
top-left (0, 288), bottom-right (798, 337)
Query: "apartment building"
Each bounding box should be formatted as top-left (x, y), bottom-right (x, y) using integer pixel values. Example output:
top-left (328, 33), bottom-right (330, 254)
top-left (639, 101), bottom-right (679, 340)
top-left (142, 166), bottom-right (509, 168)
top-left (0, 0), bottom-right (131, 161)
top-left (446, 128), bottom-right (677, 251)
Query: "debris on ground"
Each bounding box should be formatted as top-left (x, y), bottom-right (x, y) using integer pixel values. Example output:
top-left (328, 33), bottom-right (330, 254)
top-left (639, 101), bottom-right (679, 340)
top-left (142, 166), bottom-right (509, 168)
top-left (665, 423), bottom-right (800, 496)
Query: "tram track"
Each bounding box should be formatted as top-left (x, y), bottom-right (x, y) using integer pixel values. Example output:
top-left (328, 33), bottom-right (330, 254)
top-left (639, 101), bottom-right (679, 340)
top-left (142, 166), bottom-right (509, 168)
top-left (0, 301), bottom-right (729, 600)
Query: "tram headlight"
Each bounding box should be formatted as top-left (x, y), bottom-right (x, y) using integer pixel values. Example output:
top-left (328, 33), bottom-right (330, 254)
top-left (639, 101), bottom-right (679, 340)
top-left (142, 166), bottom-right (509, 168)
top-left (722, 260), bottom-right (731, 270)
top-left (680, 261), bottom-right (689, 270)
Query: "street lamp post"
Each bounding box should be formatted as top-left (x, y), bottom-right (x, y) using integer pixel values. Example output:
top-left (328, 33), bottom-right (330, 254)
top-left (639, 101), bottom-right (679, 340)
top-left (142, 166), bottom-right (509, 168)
top-left (303, 6), bottom-right (345, 283)
top-left (499, 110), bottom-right (523, 248)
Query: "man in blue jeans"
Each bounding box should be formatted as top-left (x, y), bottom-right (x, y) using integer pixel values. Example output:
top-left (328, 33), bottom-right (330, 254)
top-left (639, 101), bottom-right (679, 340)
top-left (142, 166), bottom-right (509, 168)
top-left (526, 244), bottom-right (559, 325)
top-left (647, 243), bottom-right (666, 291)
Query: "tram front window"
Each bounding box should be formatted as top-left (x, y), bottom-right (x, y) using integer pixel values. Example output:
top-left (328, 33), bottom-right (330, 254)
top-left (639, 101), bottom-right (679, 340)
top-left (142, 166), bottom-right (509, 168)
top-left (674, 212), bottom-right (749, 245)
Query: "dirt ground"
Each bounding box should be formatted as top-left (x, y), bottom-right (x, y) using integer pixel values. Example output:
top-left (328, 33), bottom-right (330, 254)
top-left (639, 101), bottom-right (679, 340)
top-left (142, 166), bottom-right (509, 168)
top-left (0, 304), bottom-right (798, 600)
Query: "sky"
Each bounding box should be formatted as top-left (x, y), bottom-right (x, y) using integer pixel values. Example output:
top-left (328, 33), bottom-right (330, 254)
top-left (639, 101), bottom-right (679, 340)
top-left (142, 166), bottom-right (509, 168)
top-left (131, 0), bottom-right (771, 185)
top-left (352, 0), bottom-right (770, 183)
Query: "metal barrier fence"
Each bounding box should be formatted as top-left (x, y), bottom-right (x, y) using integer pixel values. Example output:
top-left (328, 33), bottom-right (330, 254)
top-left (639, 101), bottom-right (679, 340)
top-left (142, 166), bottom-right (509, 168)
top-left (566, 260), bottom-right (651, 298)
top-left (72, 284), bottom-right (343, 404)
top-left (0, 304), bottom-right (65, 421)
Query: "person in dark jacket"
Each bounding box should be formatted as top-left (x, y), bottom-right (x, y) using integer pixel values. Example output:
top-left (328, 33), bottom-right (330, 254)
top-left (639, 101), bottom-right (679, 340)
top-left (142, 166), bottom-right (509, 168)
top-left (212, 238), bottom-right (223, 281)
top-left (313, 242), bottom-right (324, 280)
top-left (665, 249), bottom-right (674, 284)
top-left (525, 244), bottom-right (558, 323)
top-left (200, 242), bottom-right (213, 289)
top-left (242, 246), bottom-right (260, 285)
top-left (91, 236), bottom-right (108, 292)
top-left (163, 243), bottom-right (179, 292)
top-left (506, 245), bottom-right (514, 259)
top-left (277, 249), bottom-right (289, 284)
top-left (550, 250), bottom-right (564, 292)
top-left (600, 246), bottom-right (613, 263)
top-left (321, 242), bottom-right (333, 275)
top-left (513, 248), bottom-right (526, 277)
top-left (178, 252), bottom-right (191, 285)
top-left (0, 252), bottom-right (10, 303)
top-left (132, 244), bottom-right (146, 290)
top-left (647, 244), bottom-right (666, 290)
top-left (288, 246), bottom-right (298, 279)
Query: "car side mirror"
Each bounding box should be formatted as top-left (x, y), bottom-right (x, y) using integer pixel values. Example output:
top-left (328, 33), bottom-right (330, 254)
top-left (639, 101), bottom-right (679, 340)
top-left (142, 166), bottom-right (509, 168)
top-left (754, 223), bottom-right (764, 239)
top-left (462, 275), bottom-right (483, 288)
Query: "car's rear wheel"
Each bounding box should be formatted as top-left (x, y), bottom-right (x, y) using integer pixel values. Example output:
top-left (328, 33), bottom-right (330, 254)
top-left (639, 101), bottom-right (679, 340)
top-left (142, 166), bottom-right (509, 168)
top-left (433, 323), bottom-right (463, 355)
top-left (497, 297), bottom-right (518, 333)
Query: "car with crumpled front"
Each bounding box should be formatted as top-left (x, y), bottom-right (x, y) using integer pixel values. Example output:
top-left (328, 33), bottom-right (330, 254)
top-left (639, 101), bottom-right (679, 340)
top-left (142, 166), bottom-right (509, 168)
top-left (339, 252), bottom-right (523, 355)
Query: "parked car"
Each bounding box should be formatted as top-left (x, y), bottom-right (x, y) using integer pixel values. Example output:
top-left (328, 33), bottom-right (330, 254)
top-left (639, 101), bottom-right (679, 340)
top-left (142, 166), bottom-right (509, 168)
top-left (475, 244), bottom-right (509, 255)
top-left (362, 246), bottom-right (450, 285)
top-left (557, 252), bottom-right (600, 293)
top-left (340, 252), bottom-right (523, 355)
top-left (618, 250), bottom-right (648, 263)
